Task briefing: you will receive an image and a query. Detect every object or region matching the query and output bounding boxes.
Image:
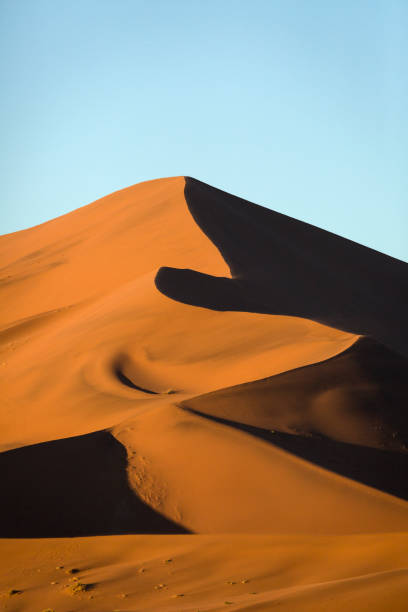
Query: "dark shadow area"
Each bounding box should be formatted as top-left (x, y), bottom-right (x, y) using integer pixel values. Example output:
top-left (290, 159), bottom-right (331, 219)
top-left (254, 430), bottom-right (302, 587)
top-left (113, 361), bottom-right (159, 394)
top-left (182, 406), bottom-right (408, 501)
top-left (155, 267), bottom-right (251, 312)
top-left (0, 430), bottom-right (189, 537)
top-left (156, 177), bottom-right (408, 357)
top-left (112, 353), bottom-right (161, 394)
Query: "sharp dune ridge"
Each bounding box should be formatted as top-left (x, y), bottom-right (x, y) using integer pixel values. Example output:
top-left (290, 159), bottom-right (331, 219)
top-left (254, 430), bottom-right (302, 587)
top-left (0, 176), bottom-right (407, 610)
top-left (158, 177), bottom-right (408, 357)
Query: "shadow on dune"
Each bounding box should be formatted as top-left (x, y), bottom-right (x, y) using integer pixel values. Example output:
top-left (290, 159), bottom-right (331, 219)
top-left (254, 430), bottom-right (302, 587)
top-left (0, 430), bottom-right (188, 537)
top-left (180, 338), bottom-right (408, 501)
top-left (156, 177), bottom-right (408, 358)
top-left (112, 354), bottom-right (159, 394)
top-left (182, 406), bottom-right (408, 501)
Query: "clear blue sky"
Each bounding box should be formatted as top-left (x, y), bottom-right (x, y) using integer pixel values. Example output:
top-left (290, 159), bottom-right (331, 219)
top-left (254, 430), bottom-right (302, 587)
top-left (1, 0), bottom-right (407, 261)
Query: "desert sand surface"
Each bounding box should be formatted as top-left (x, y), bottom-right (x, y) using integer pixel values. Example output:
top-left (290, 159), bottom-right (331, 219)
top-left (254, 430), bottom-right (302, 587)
top-left (0, 176), bottom-right (407, 610)
top-left (1, 533), bottom-right (408, 611)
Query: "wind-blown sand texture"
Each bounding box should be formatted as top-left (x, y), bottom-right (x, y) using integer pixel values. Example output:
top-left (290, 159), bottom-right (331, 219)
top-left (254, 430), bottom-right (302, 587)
top-left (1, 176), bottom-right (407, 610)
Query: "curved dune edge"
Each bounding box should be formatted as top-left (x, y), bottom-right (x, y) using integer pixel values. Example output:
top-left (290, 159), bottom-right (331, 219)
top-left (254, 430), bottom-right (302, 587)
top-left (114, 397), bottom-right (408, 535)
top-left (179, 177), bottom-right (407, 358)
top-left (0, 533), bottom-right (407, 611)
top-left (181, 336), bottom-right (408, 454)
top-left (0, 430), bottom-right (188, 538)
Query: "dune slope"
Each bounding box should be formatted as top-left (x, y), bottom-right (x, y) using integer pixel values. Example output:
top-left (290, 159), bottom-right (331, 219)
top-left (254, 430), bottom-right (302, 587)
top-left (0, 176), bottom-right (407, 609)
top-left (181, 336), bottom-right (408, 500)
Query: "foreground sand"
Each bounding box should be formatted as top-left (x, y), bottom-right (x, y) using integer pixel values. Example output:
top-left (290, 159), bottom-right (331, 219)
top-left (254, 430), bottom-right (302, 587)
top-left (1, 176), bottom-right (407, 609)
top-left (1, 534), bottom-right (408, 611)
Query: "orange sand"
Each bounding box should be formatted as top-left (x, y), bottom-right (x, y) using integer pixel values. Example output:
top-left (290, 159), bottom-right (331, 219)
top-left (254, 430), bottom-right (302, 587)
top-left (0, 176), bottom-right (407, 610)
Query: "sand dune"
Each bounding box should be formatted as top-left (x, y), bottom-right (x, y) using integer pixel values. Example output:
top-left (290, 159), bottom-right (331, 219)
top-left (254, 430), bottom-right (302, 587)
top-left (182, 336), bottom-right (408, 451)
top-left (114, 401), bottom-right (408, 535)
top-left (181, 336), bottom-right (408, 500)
top-left (0, 176), bottom-right (407, 609)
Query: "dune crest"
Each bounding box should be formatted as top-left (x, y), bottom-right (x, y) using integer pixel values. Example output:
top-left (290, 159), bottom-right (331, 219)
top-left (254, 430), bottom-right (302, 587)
top-left (156, 177), bottom-right (408, 358)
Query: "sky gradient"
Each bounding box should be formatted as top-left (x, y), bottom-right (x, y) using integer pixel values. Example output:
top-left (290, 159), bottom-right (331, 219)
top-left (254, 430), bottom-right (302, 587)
top-left (1, 0), bottom-right (407, 261)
